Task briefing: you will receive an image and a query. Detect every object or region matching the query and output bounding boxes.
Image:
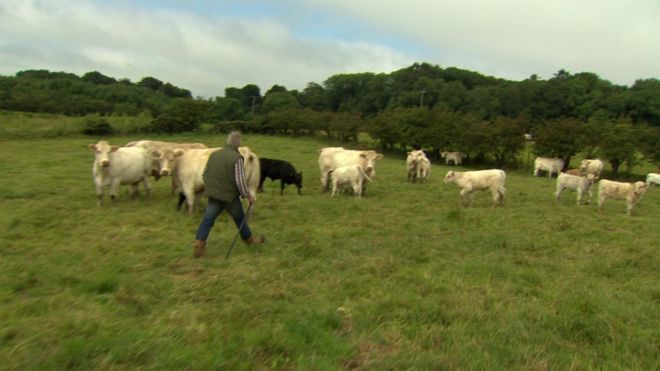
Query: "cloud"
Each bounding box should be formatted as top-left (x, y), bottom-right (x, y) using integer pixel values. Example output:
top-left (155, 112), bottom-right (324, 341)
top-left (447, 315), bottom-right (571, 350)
top-left (295, 0), bottom-right (660, 84)
top-left (0, 0), bottom-right (416, 97)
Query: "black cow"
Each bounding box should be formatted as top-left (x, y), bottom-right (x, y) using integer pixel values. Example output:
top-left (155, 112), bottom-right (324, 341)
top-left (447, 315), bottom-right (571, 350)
top-left (258, 158), bottom-right (303, 195)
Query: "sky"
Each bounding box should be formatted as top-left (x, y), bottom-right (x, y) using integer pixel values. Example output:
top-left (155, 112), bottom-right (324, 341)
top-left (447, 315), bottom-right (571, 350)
top-left (1, 0), bottom-right (658, 97)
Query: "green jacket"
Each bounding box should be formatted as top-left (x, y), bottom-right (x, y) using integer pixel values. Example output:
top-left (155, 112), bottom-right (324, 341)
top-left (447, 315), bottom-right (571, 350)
top-left (203, 146), bottom-right (242, 202)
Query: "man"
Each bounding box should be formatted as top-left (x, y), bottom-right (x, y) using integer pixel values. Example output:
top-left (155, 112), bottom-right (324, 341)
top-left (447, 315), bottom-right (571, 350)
top-left (193, 131), bottom-right (265, 258)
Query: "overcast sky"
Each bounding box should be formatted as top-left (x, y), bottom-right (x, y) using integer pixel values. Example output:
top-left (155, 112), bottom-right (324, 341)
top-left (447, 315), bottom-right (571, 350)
top-left (1, 0), bottom-right (658, 97)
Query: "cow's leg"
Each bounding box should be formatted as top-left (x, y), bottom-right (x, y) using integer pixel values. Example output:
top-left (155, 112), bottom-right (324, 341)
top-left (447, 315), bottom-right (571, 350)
top-left (297, 185), bottom-right (302, 195)
top-left (331, 180), bottom-right (338, 197)
top-left (109, 178), bottom-right (121, 201)
top-left (321, 172), bottom-right (328, 192)
top-left (490, 188), bottom-right (499, 207)
top-left (130, 184), bottom-right (139, 198)
top-left (459, 188), bottom-right (471, 207)
top-left (181, 183), bottom-right (195, 214)
top-left (177, 192), bottom-right (186, 211)
top-left (258, 175), bottom-right (266, 193)
top-left (533, 168), bottom-right (539, 177)
top-left (280, 180), bottom-right (285, 195)
top-left (555, 186), bottom-right (563, 202)
top-left (576, 189), bottom-right (583, 206)
top-left (598, 195), bottom-right (605, 211)
top-left (142, 176), bottom-right (151, 197)
top-left (354, 180), bottom-right (362, 198)
top-left (95, 182), bottom-right (104, 206)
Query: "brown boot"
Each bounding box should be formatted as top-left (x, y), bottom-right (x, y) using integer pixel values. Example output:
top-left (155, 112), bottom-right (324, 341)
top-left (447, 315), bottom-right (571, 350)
top-left (193, 240), bottom-right (206, 258)
top-left (243, 235), bottom-right (265, 245)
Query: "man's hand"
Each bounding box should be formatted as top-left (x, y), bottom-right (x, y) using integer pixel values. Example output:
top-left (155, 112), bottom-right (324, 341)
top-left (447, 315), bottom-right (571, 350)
top-left (247, 193), bottom-right (256, 206)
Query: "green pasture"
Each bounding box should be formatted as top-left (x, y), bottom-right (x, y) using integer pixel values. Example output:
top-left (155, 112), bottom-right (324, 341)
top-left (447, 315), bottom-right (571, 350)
top-left (1, 132), bottom-right (658, 369)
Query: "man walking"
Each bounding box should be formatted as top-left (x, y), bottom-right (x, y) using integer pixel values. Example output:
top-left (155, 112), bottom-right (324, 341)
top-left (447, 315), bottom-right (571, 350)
top-left (193, 131), bottom-right (265, 258)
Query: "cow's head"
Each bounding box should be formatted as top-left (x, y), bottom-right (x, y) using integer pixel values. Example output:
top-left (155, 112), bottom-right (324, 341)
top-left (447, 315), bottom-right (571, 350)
top-left (634, 181), bottom-right (648, 197)
top-left (359, 151), bottom-right (383, 177)
top-left (89, 141), bottom-right (118, 167)
top-left (443, 170), bottom-right (456, 183)
top-left (152, 148), bottom-right (184, 176)
top-left (579, 160), bottom-right (590, 172)
top-left (585, 174), bottom-right (596, 185)
top-left (294, 171), bottom-right (303, 189)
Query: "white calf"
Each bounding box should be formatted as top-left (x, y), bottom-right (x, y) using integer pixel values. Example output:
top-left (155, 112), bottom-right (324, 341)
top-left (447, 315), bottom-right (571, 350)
top-left (443, 169), bottom-right (506, 207)
top-left (534, 157), bottom-right (564, 178)
top-left (330, 165), bottom-right (373, 198)
top-left (406, 150), bottom-right (430, 183)
top-left (597, 179), bottom-right (648, 216)
top-left (579, 159), bottom-right (604, 178)
top-left (555, 173), bottom-right (595, 205)
top-left (440, 151), bottom-right (465, 166)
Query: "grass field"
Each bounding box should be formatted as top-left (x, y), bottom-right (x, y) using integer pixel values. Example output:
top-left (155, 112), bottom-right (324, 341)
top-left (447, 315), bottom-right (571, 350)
top-left (1, 132), bottom-right (659, 369)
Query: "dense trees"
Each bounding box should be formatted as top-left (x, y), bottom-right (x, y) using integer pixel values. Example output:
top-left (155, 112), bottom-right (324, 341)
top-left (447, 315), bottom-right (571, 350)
top-left (1, 64), bottom-right (658, 169)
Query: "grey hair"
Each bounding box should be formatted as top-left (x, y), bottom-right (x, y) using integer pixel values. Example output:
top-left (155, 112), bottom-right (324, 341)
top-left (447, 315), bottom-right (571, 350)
top-left (226, 131), bottom-right (241, 148)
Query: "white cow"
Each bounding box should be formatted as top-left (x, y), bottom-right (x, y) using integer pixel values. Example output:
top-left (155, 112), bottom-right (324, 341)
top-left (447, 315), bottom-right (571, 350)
top-left (440, 151), bottom-right (465, 166)
top-left (597, 179), bottom-right (648, 216)
top-left (318, 147), bottom-right (383, 192)
top-left (125, 140), bottom-right (207, 180)
top-left (443, 169), bottom-right (506, 207)
top-left (579, 159), bottom-right (604, 178)
top-left (555, 173), bottom-right (595, 205)
top-left (329, 165), bottom-right (373, 197)
top-left (89, 140), bottom-right (152, 206)
top-left (172, 146), bottom-right (260, 214)
top-left (533, 157), bottom-right (565, 178)
top-left (406, 150), bottom-right (431, 183)
top-left (645, 173), bottom-right (660, 187)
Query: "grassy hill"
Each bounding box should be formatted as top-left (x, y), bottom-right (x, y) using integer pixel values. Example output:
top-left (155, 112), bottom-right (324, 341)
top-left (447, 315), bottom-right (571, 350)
top-left (1, 133), bottom-right (658, 369)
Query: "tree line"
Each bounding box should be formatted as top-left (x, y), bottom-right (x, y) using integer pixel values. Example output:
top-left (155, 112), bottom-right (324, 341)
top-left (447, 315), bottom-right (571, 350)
top-left (1, 64), bottom-right (658, 172)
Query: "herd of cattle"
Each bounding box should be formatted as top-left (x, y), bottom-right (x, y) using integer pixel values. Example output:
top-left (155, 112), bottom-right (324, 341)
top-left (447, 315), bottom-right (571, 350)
top-left (88, 139), bottom-right (660, 216)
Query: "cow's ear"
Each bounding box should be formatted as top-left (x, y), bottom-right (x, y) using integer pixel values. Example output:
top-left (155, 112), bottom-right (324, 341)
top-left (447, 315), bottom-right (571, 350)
top-left (174, 149), bottom-right (184, 157)
top-left (299, 171), bottom-right (303, 176)
top-left (375, 154), bottom-right (383, 160)
top-left (359, 153), bottom-right (367, 158)
top-left (110, 145), bottom-right (119, 152)
top-left (151, 150), bottom-right (161, 158)
top-left (88, 144), bottom-right (97, 151)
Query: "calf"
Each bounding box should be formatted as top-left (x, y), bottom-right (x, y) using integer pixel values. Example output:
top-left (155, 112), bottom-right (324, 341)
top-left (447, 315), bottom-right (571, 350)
top-left (597, 179), bottom-right (648, 216)
top-left (258, 158), bottom-right (303, 195)
top-left (443, 169), bottom-right (506, 207)
top-left (440, 151), bottom-right (465, 166)
top-left (406, 150), bottom-right (431, 183)
top-left (329, 165), bottom-right (373, 198)
top-left (534, 157), bottom-right (564, 178)
top-left (555, 173), bottom-right (595, 205)
top-left (646, 173), bottom-right (660, 187)
top-left (579, 159), bottom-right (604, 178)
top-left (89, 141), bottom-right (152, 206)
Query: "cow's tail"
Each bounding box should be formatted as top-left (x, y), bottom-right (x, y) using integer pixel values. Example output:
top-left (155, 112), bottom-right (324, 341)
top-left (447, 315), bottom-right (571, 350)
top-left (358, 166), bottom-right (373, 182)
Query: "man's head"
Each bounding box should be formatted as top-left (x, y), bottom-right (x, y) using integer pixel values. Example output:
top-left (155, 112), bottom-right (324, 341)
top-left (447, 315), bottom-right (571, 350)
top-left (227, 131), bottom-right (241, 149)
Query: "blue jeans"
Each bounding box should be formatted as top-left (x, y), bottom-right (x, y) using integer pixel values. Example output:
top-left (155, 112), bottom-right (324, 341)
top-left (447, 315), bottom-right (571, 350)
top-left (195, 197), bottom-right (252, 241)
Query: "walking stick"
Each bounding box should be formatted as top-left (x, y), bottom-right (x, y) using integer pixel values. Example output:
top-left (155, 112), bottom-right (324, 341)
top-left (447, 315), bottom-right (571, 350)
top-left (225, 203), bottom-right (254, 260)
